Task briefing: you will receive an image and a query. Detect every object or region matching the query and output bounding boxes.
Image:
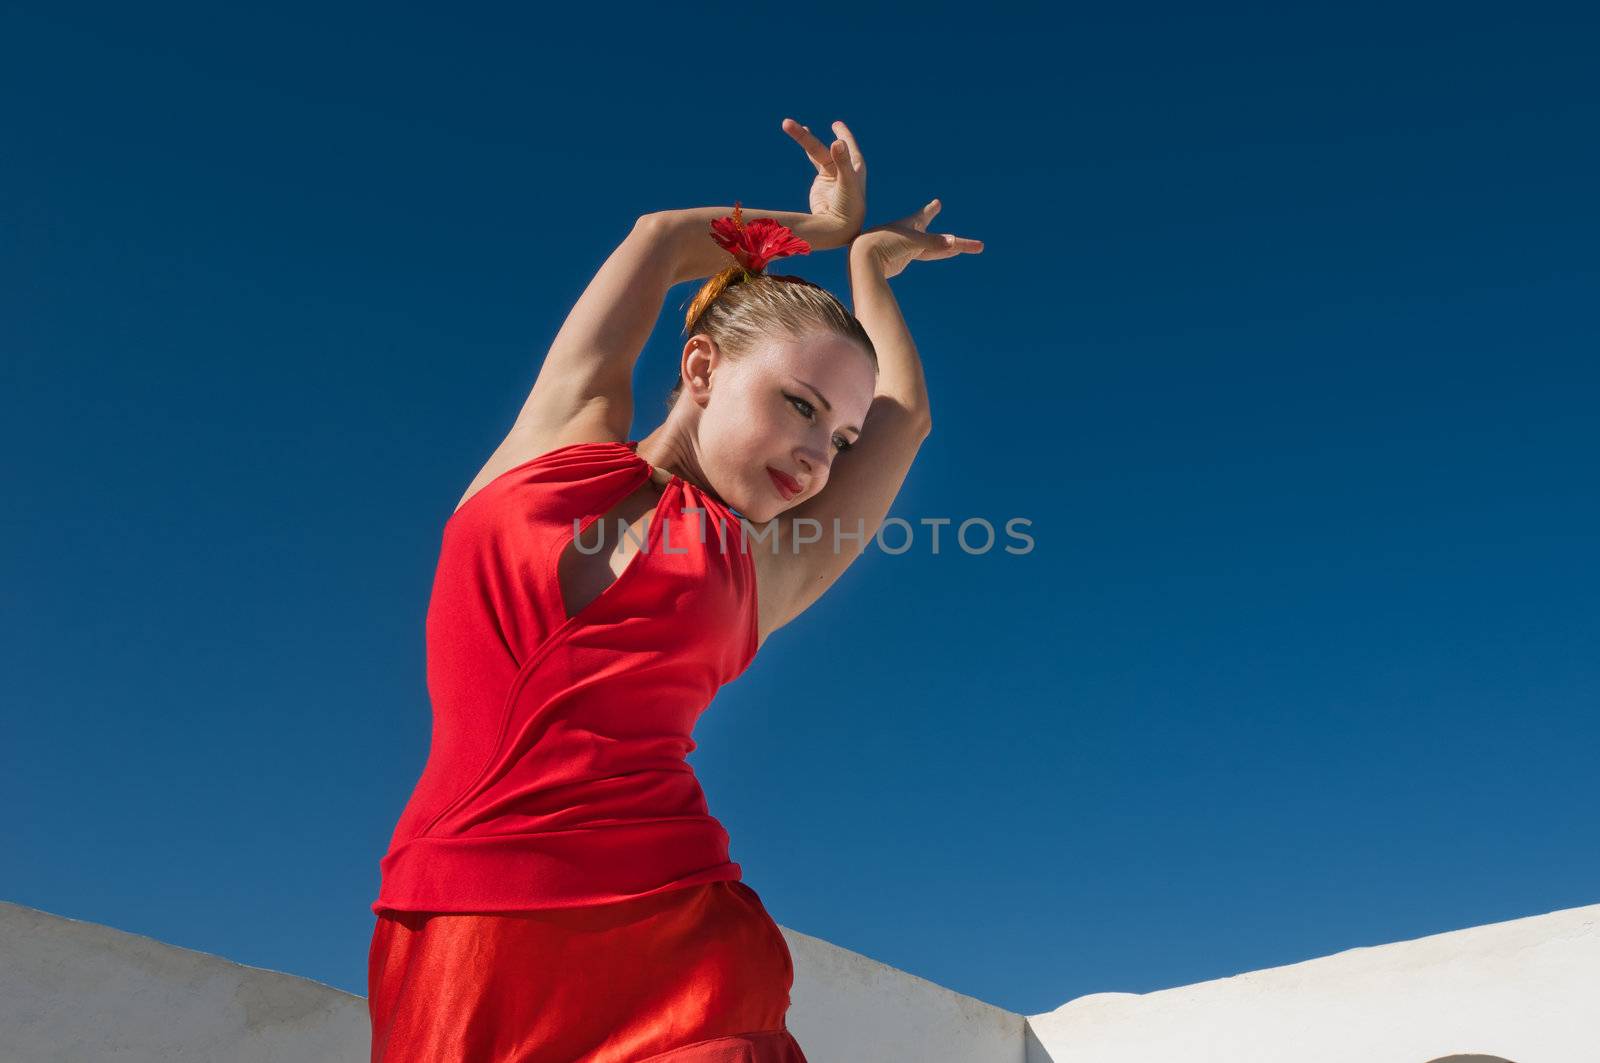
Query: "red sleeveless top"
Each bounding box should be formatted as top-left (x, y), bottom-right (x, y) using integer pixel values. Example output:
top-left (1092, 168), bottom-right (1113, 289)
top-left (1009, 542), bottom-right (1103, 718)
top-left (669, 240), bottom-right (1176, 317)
top-left (373, 440), bottom-right (760, 915)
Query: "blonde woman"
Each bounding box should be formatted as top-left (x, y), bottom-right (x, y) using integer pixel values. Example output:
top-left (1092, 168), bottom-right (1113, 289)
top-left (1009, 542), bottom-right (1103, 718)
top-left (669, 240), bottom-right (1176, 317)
top-left (368, 118), bottom-right (982, 1062)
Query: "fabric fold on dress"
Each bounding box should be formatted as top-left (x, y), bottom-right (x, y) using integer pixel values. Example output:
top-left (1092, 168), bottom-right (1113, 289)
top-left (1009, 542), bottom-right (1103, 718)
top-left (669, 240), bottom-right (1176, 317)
top-left (369, 881), bottom-right (804, 1063)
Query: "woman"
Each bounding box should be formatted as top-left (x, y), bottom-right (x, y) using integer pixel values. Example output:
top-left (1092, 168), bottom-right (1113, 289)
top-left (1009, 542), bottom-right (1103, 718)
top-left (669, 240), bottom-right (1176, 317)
top-left (368, 118), bottom-right (982, 1062)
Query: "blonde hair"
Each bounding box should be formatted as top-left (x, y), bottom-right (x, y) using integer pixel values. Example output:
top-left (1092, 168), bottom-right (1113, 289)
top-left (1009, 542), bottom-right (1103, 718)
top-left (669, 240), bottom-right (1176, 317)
top-left (667, 264), bottom-right (877, 411)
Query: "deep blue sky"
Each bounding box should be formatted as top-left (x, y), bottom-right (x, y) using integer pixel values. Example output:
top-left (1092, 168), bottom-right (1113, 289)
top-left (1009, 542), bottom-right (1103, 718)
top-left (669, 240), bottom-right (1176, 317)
top-left (4, 2), bottom-right (1596, 1016)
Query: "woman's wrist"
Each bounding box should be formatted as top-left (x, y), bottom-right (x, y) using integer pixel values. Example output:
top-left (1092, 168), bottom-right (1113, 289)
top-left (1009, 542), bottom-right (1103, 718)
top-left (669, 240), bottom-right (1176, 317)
top-left (647, 207), bottom-right (854, 285)
top-left (848, 234), bottom-right (890, 279)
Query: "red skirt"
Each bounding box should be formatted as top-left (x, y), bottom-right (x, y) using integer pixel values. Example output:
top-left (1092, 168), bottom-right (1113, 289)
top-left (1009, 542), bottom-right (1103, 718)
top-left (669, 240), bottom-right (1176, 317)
top-left (368, 880), bottom-right (807, 1062)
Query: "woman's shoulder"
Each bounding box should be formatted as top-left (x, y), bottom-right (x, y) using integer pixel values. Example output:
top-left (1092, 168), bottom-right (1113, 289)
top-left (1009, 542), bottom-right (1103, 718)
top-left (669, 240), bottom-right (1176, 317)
top-left (453, 424), bottom-right (632, 518)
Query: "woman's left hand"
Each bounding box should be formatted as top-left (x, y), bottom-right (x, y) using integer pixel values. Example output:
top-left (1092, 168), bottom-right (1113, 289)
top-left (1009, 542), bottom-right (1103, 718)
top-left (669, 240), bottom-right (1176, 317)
top-left (851, 198), bottom-right (983, 279)
top-left (782, 118), bottom-right (867, 243)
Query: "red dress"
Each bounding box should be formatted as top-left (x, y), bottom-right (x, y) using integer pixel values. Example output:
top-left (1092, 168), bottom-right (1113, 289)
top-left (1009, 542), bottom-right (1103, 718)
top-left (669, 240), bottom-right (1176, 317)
top-left (369, 440), bottom-right (805, 1062)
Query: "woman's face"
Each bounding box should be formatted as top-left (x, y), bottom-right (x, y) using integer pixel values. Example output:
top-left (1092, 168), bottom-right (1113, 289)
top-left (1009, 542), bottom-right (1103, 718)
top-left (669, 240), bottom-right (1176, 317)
top-left (689, 331), bottom-right (877, 524)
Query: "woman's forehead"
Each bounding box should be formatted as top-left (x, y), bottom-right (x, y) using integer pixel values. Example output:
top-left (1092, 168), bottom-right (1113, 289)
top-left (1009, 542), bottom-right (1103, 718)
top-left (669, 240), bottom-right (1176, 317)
top-left (752, 332), bottom-right (870, 373)
top-left (744, 335), bottom-right (875, 415)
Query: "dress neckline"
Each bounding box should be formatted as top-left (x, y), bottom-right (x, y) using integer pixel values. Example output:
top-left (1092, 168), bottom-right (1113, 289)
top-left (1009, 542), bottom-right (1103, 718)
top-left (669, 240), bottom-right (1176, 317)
top-left (623, 439), bottom-right (739, 513)
top-left (623, 439), bottom-right (676, 490)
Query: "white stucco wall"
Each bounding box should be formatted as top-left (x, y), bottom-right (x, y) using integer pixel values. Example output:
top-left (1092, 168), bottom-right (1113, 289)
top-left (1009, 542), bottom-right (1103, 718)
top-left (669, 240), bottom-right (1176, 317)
top-left (783, 924), bottom-right (1023, 1062)
top-left (4, 898), bottom-right (1596, 1061)
top-left (0, 901), bottom-right (1018, 1062)
top-left (0, 901), bottom-right (368, 1062)
top-left (1026, 902), bottom-right (1600, 1063)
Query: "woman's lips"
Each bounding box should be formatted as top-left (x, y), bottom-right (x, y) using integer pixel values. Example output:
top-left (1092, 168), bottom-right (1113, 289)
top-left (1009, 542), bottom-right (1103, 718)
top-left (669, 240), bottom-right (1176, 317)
top-left (767, 466), bottom-right (801, 500)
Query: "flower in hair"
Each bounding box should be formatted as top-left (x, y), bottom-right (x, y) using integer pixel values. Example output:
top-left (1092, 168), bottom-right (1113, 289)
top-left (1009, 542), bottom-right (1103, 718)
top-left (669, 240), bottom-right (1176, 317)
top-left (708, 201), bottom-right (811, 274)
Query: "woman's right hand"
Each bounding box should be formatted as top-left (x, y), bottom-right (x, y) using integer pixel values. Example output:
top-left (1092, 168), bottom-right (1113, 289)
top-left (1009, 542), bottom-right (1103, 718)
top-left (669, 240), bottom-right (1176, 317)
top-left (782, 117), bottom-right (867, 245)
top-left (851, 199), bottom-right (983, 279)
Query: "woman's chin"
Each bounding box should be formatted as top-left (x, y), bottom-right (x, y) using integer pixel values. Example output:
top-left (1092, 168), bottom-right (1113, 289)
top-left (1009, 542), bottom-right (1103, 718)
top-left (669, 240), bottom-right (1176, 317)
top-left (738, 498), bottom-right (784, 525)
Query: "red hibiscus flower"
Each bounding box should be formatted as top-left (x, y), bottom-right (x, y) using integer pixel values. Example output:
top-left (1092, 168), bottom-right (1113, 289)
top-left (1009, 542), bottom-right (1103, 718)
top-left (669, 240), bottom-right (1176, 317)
top-left (709, 201), bottom-right (811, 273)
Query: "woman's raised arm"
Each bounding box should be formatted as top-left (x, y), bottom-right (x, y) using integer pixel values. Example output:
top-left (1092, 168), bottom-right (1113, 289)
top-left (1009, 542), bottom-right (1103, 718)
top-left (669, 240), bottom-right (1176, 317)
top-left (496, 206), bottom-right (858, 453)
top-left (645, 202), bottom-right (858, 287)
top-left (637, 117), bottom-right (867, 287)
top-left (459, 120), bottom-right (867, 506)
top-left (503, 214), bottom-right (678, 448)
top-left (759, 199), bottom-right (983, 636)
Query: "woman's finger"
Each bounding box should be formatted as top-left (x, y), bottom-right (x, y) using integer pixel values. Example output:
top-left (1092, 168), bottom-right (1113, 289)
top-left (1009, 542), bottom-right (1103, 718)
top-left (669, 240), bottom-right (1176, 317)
top-left (781, 117), bottom-right (835, 174)
top-left (918, 233), bottom-right (983, 261)
top-left (831, 120), bottom-right (865, 172)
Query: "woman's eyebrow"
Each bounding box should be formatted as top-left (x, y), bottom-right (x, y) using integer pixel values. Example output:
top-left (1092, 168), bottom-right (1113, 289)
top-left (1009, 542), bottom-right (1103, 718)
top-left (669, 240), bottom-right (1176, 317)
top-left (794, 378), bottom-right (833, 412)
top-left (795, 378), bottom-right (862, 436)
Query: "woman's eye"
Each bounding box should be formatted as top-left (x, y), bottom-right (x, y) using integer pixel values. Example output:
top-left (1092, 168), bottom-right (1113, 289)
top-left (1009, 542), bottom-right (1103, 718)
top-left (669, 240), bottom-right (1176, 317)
top-left (787, 392), bottom-right (851, 451)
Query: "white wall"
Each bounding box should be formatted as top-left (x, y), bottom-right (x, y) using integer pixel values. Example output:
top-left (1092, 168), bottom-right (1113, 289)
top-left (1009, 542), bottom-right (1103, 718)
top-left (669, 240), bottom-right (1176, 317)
top-left (5, 898), bottom-right (1597, 1062)
top-left (1026, 902), bottom-right (1600, 1063)
top-left (0, 901), bottom-right (1019, 1062)
top-left (0, 901), bottom-right (367, 1062)
top-left (783, 924), bottom-right (1023, 1062)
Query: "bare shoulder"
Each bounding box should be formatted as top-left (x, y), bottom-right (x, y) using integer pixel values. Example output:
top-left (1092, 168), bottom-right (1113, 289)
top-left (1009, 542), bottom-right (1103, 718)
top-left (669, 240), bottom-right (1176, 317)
top-left (452, 408), bottom-right (626, 516)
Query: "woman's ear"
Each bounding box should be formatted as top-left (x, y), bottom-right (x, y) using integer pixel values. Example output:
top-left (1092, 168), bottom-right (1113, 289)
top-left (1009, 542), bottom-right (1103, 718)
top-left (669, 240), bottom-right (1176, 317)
top-left (682, 335), bottom-right (717, 406)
